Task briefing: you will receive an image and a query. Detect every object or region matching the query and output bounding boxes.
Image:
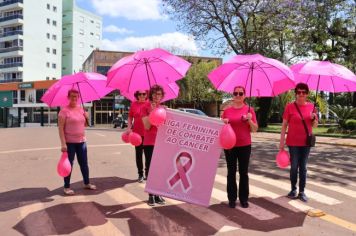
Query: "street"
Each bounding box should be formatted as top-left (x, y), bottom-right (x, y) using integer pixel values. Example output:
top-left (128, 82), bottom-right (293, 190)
top-left (0, 127), bottom-right (355, 236)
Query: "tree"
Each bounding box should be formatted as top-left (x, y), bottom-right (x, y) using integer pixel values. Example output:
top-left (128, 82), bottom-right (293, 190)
top-left (176, 60), bottom-right (222, 108)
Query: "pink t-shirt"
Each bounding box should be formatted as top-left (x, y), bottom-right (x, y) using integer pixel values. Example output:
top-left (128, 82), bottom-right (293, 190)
top-left (141, 102), bottom-right (160, 146)
top-left (222, 105), bottom-right (257, 147)
top-left (59, 106), bottom-right (86, 143)
top-left (283, 102), bottom-right (317, 146)
top-left (129, 101), bottom-right (148, 136)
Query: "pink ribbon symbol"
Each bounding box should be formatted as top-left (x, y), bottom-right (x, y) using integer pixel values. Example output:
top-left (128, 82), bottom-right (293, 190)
top-left (168, 152), bottom-right (193, 190)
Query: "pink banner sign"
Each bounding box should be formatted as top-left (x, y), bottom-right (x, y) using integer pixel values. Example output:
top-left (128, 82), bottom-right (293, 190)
top-left (145, 109), bottom-right (223, 207)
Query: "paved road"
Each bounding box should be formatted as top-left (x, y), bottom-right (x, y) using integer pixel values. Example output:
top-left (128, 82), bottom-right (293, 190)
top-left (0, 127), bottom-right (355, 236)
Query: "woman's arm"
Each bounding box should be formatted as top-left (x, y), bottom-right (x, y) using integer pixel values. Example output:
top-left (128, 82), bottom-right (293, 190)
top-left (127, 116), bottom-right (133, 130)
top-left (142, 116), bottom-right (151, 130)
top-left (279, 119), bottom-right (288, 150)
top-left (58, 115), bottom-right (67, 152)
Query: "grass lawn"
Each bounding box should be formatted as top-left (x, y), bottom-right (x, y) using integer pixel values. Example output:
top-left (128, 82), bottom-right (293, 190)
top-left (260, 124), bottom-right (356, 139)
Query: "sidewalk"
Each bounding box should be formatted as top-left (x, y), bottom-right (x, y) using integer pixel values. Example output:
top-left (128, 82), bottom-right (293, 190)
top-left (252, 132), bottom-right (356, 147)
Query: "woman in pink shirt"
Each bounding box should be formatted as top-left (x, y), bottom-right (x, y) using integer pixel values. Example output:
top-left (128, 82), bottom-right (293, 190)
top-left (280, 83), bottom-right (318, 202)
top-left (58, 89), bottom-right (96, 195)
top-left (141, 85), bottom-right (166, 206)
top-left (221, 86), bottom-right (258, 208)
top-left (127, 90), bottom-right (149, 183)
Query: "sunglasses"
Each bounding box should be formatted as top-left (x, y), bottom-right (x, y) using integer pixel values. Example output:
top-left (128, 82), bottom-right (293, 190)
top-left (296, 90), bottom-right (308, 95)
top-left (233, 92), bottom-right (244, 96)
top-left (138, 93), bottom-right (147, 96)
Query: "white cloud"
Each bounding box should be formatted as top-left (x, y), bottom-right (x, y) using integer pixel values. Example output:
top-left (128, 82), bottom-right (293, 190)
top-left (103, 25), bottom-right (134, 34)
top-left (90, 0), bottom-right (167, 20)
top-left (100, 32), bottom-right (199, 55)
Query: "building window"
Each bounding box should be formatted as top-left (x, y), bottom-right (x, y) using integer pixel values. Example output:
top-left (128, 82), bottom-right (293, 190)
top-left (53, 6), bottom-right (57, 12)
top-left (79, 16), bottom-right (84, 22)
top-left (47, 18), bottom-right (50, 24)
top-left (63, 27), bottom-right (67, 30)
top-left (13, 91), bottom-right (18, 104)
top-left (90, 20), bottom-right (94, 23)
top-left (46, 62), bottom-right (50, 68)
top-left (90, 45), bottom-right (94, 48)
top-left (52, 77), bottom-right (56, 80)
top-left (79, 42), bottom-right (84, 48)
top-left (47, 4), bottom-right (50, 10)
top-left (90, 32), bottom-right (94, 35)
top-left (79, 29), bottom-right (84, 35)
top-left (52, 20), bottom-right (57, 26)
top-left (46, 33), bottom-right (50, 39)
top-left (52, 49), bottom-right (56, 55)
top-left (36, 89), bottom-right (46, 103)
top-left (52, 35), bottom-right (57, 40)
top-left (46, 47), bottom-right (50, 53)
top-left (46, 77), bottom-right (49, 80)
top-left (52, 63), bottom-right (56, 69)
top-left (20, 90), bottom-right (25, 101)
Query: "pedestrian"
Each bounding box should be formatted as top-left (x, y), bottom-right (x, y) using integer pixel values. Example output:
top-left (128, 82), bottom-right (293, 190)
top-left (58, 89), bottom-right (96, 195)
top-left (127, 90), bottom-right (149, 183)
top-left (141, 85), bottom-right (166, 206)
top-left (280, 82), bottom-right (318, 202)
top-left (221, 86), bottom-right (258, 208)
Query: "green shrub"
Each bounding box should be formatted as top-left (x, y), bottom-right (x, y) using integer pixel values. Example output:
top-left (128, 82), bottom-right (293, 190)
top-left (345, 119), bottom-right (356, 130)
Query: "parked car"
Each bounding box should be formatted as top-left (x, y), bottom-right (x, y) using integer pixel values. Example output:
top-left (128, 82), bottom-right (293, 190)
top-left (177, 108), bottom-right (208, 116)
top-left (113, 113), bottom-right (128, 129)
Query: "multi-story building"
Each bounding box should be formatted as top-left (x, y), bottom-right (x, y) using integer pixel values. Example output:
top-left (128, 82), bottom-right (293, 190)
top-left (0, 0), bottom-right (62, 83)
top-left (62, 0), bottom-right (102, 75)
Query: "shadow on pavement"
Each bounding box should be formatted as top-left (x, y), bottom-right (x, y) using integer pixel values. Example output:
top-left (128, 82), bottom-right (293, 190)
top-left (13, 196), bottom-right (306, 235)
top-left (0, 176), bottom-right (136, 212)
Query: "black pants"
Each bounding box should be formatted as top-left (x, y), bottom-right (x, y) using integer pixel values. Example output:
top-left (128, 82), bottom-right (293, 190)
top-left (143, 145), bottom-right (154, 197)
top-left (143, 145), bottom-right (154, 177)
top-left (225, 145), bottom-right (251, 203)
top-left (135, 137), bottom-right (145, 177)
top-left (64, 142), bottom-right (90, 188)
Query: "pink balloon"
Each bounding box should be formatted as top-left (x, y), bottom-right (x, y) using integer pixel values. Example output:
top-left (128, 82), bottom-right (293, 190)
top-left (121, 131), bottom-right (130, 143)
top-left (57, 152), bottom-right (72, 177)
top-left (149, 107), bottom-right (167, 126)
top-left (276, 150), bottom-right (290, 168)
top-left (220, 124), bottom-right (236, 149)
top-left (129, 132), bottom-right (142, 146)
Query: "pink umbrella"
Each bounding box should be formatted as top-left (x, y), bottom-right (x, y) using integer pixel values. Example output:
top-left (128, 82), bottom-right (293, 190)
top-left (41, 72), bottom-right (114, 107)
top-left (120, 82), bottom-right (180, 102)
top-left (291, 61), bottom-right (356, 93)
top-left (208, 54), bottom-right (295, 97)
top-left (106, 48), bottom-right (191, 93)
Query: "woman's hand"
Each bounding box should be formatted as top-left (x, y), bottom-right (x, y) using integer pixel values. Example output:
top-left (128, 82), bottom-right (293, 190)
top-left (61, 145), bottom-right (67, 152)
top-left (222, 118), bottom-right (229, 124)
top-left (279, 142), bottom-right (285, 151)
top-left (246, 113), bottom-right (252, 121)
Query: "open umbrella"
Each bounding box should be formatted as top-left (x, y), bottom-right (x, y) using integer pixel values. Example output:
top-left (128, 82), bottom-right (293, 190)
top-left (291, 61), bottom-right (356, 93)
top-left (120, 82), bottom-right (180, 102)
top-left (208, 54), bottom-right (295, 110)
top-left (41, 72), bottom-right (114, 107)
top-left (291, 61), bottom-right (356, 109)
top-left (106, 48), bottom-right (191, 98)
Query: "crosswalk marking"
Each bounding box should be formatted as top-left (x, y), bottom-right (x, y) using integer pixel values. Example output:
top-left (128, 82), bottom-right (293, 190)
top-left (137, 183), bottom-right (242, 233)
top-left (248, 173), bottom-right (342, 205)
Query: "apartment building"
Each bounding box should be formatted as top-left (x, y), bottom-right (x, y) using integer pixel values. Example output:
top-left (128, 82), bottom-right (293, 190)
top-left (62, 0), bottom-right (102, 75)
top-left (0, 0), bottom-right (100, 127)
top-left (0, 0), bottom-right (62, 83)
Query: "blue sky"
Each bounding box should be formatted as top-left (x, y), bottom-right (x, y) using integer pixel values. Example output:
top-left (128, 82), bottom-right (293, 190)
top-left (75, 0), bottom-right (216, 57)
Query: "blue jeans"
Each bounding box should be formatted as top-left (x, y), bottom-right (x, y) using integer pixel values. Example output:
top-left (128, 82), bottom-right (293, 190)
top-left (64, 142), bottom-right (90, 188)
top-left (288, 146), bottom-right (311, 193)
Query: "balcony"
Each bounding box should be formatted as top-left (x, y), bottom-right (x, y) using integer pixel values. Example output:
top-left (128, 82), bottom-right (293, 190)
top-left (0, 30), bottom-right (22, 38)
top-left (0, 14), bottom-right (23, 27)
top-left (0, 0), bottom-right (23, 7)
top-left (0, 62), bottom-right (22, 69)
top-left (0, 79), bottom-right (22, 83)
top-left (0, 14), bottom-right (23, 22)
top-left (0, 46), bottom-right (22, 53)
